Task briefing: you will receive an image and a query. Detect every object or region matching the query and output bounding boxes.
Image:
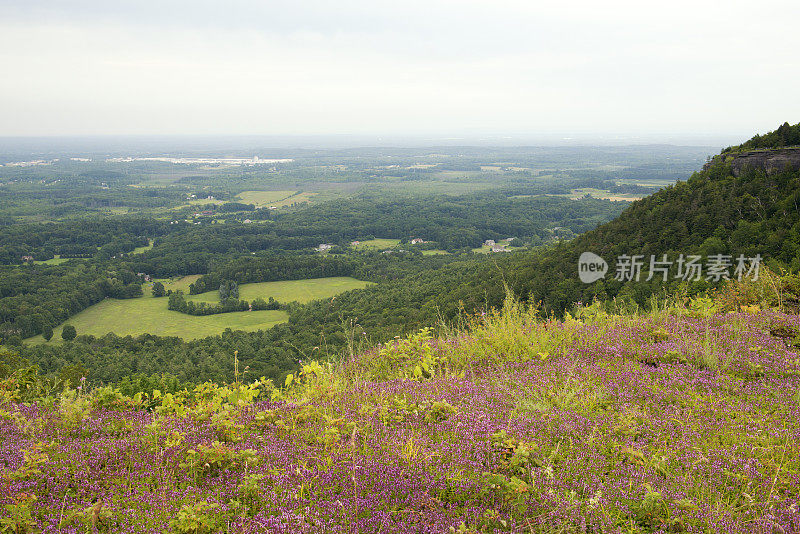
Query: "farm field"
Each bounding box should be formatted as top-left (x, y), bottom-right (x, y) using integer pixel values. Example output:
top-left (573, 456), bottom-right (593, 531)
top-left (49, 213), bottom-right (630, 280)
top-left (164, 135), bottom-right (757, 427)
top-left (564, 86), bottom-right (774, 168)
top-left (131, 239), bottom-right (154, 254)
top-left (370, 180), bottom-right (497, 196)
top-left (236, 190), bottom-right (297, 205)
top-left (155, 275), bottom-right (202, 293)
top-left (568, 188), bottom-right (644, 201)
top-left (186, 276), bottom-right (372, 304)
top-left (24, 297), bottom-right (288, 343)
top-left (184, 197), bottom-right (227, 206)
top-left (23, 275), bottom-right (369, 343)
top-left (32, 255), bottom-right (72, 265)
top-left (351, 238), bottom-right (401, 250)
top-left (236, 190), bottom-right (316, 208)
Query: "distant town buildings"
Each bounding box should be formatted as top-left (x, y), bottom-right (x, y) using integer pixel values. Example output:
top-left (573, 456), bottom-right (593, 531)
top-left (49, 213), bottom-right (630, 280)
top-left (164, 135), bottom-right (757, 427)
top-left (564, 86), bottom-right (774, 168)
top-left (105, 156), bottom-right (294, 166)
top-left (410, 238), bottom-right (426, 245)
top-left (316, 243), bottom-right (333, 252)
top-left (484, 239), bottom-right (496, 246)
top-left (1, 160), bottom-right (55, 167)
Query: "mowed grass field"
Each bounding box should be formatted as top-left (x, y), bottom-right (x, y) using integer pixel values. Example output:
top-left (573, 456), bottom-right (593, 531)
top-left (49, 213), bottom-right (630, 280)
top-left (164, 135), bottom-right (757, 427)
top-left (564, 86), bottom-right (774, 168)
top-left (351, 238), bottom-right (400, 250)
top-left (25, 276), bottom-right (371, 344)
top-left (236, 190), bottom-right (297, 205)
top-left (131, 239), bottom-right (154, 254)
top-left (186, 277), bottom-right (372, 304)
top-left (32, 255), bottom-right (73, 266)
top-left (25, 299), bottom-right (288, 344)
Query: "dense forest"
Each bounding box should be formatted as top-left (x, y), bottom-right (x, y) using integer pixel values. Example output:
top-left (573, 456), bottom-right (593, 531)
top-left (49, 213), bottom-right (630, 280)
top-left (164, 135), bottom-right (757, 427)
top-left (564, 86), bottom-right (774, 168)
top-left (0, 218), bottom-right (161, 264)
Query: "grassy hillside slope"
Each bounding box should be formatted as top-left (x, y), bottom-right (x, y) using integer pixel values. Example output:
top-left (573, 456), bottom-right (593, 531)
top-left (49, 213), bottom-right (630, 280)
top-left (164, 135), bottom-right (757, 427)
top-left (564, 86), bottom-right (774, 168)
top-left (2, 293), bottom-right (799, 532)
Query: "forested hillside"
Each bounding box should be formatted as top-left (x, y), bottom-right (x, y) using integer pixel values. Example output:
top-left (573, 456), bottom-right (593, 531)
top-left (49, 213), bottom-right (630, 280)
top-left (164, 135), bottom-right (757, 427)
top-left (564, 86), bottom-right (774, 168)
top-left (507, 122), bottom-right (800, 312)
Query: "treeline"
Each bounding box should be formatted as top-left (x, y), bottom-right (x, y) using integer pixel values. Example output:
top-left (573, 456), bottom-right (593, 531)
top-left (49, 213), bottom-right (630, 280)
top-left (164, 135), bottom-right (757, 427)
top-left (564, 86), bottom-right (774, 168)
top-left (166, 291), bottom-right (282, 316)
top-left (188, 254), bottom-right (364, 294)
top-left (17, 329), bottom-right (297, 386)
top-left (723, 121), bottom-right (800, 153)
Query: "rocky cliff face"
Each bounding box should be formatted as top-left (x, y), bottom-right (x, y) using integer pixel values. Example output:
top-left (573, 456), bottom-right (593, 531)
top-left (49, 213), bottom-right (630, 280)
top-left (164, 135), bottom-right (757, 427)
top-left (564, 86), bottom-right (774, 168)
top-left (728, 147), bottom-right (800, 176)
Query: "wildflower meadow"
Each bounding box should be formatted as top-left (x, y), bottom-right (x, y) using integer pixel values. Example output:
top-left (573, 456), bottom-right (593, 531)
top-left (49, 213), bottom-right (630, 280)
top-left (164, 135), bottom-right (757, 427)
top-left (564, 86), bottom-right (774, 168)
top-left (2, 294), bottom-right (799, 533)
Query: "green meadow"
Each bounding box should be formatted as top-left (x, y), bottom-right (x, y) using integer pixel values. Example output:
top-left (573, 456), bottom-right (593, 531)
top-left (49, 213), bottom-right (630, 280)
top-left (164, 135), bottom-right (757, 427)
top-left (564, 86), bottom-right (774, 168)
top-left (131, 239), bottom-right (154, 254)
top-left (236, 190), bottom-right (315, 208)
top-left (25, 276), bottom-right (370, 344)
top-left (186, 276), bottom-right (372, 304)
top-left (350, 238), bottom-right (400, 250)
top-left (32, 255), bottom-right (73, 265)
top-left (25, 298), bottom-right (288, 343)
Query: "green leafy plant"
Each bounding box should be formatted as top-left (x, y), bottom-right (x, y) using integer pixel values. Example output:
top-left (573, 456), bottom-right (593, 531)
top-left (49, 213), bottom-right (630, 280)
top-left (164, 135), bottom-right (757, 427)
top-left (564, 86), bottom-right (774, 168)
top-left (170, 501), bottom-right (220, 534)
top-left (0, 494), bottom-right (38, 533)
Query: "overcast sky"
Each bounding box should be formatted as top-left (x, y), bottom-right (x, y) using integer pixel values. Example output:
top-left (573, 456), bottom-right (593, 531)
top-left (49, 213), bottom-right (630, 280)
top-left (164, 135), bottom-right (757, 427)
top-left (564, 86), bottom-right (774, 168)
top-left (1, 0), bottom-right (799, 140)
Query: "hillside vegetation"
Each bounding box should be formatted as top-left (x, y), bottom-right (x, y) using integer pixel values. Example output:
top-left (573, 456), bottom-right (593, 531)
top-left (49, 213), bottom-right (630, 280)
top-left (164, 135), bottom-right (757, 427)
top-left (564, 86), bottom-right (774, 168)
top-left (2, 286), bottom-right (799, 532)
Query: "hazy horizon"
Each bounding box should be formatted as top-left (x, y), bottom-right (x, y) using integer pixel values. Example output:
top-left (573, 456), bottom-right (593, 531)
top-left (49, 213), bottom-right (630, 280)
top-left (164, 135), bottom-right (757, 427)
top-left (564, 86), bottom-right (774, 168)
top-left (0, 133), bottom-right (732, 160)
top-left (1, 0), bottom-right (799, 138)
